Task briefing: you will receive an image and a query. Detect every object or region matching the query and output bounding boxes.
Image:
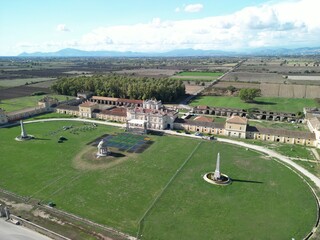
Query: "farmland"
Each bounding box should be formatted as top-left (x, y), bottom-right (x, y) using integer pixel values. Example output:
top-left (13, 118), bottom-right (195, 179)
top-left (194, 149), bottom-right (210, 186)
top-left (217, 57), bottom-right (320, 98)
top-left (0, 77), bottom-right (56, 88)
top-left (0, 121), bottom-right (317, 239)
top-left (209, 81), bottom-right (320, 98)
top-left (190, 96), bottom-right (319, 112)
top-left (171, 71), bottom-right (223, 82)
top-left (0, 94), bottom-right (72, 112)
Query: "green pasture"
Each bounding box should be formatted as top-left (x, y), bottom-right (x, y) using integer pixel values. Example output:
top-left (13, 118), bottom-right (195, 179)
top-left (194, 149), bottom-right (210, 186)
top-left (171, 71), bottom-right (223, 82)
top-left (0, 121), bottom-right (317, 239)
top-left (190, 96), bottom-right (319, 113)
top-left (0, 94), bottom-right (73, 112)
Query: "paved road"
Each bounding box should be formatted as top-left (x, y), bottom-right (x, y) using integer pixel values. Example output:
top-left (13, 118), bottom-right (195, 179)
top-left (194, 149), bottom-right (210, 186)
top-left (0, 219), bottom-right (51, 240)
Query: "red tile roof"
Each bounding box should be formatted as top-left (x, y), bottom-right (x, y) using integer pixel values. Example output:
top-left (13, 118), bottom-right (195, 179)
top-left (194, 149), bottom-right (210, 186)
top-left (226, 116), bottom-right (248, 125)
top-left (194, 116), bottom-right (213, 122)
top-left (79, 101), bottom-right (97, 107)
top-left (196, 105), bottom-right (209, 110)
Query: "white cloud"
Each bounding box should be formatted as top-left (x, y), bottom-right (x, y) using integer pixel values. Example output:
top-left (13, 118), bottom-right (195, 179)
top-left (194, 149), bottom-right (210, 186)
top-left (184, 3), bottom-right (203, 13)
top-left (17, 0), bottom-right (320, 53)
top-left (175, 7), bottom-right (180, 12)
top-left (56, 24), bottom-right (70, 32)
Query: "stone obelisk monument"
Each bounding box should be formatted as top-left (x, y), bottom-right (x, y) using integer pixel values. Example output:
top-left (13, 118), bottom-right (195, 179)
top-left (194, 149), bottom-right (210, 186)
top-left (213, 152), bottom-right (221, 180)
top-left (203, 152), bottom-right (231, 185)
top-left (15, 120), bottom-right (33, 141)
top-left (20, 120), bottom-right (27, 138)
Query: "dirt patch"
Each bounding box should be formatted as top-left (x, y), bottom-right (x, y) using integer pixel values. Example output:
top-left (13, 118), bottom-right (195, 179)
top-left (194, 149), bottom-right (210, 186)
top-left (0, 198), bottom-right (33, 212)
top-left (73, 146), bottom-right (134, 171)
top-left (33, 209), bottom-right (65, 225)
top-left (185, 84), bottom-right (204, 94)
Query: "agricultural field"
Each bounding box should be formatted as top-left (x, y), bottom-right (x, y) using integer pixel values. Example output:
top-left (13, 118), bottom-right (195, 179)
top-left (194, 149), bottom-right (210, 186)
top-left (210, 81), bottom-right (320, 98)
top-left (0, 77), bottom-right (56, 88)
top-left (0, 85), bottom-right (53, 100)
top-left (0, 121), bottom-right (317, 239)
top-left (222, 57), bottom-right (320, 87)
top-left (171, 71), bottom-right (223, 82)
top-left (212, 81), bottom-right (260, 89)
top-left (190, 96), bottom-right (319, 113)
top-left (0, 94), bottom-right (72, 112)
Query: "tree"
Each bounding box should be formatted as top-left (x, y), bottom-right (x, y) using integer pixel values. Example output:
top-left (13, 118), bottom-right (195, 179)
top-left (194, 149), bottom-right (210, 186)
top-left (239, 88), bottom-right (261, 102)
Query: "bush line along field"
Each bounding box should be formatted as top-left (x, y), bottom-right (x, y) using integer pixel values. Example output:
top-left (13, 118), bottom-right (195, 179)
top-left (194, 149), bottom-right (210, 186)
top-left (190, 96), bottom-right (319, 113)
top-left (0, 121), bottom-right (316, 239)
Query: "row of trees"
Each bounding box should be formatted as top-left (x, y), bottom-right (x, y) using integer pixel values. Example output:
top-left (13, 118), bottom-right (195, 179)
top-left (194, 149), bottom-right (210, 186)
top-left (51, 74), bottom-right (185, 102)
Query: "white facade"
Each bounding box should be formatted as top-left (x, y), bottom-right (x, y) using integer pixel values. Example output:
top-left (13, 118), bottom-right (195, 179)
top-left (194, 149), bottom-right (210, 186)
top-left (127, 99), bottom-right (178, 130)
top-left (307, 117), bottom-right (320, 148)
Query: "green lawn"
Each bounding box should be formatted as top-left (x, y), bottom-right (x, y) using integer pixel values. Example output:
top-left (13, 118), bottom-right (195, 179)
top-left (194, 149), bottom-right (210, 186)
top-left (190, 96), bottom-right (319, 113)
top-left (249, 120), bottom-right (308, 132)
top-left (0, 94), bottom-right (73, 112)
top-left (29, 112), bottom-right (76, 120)
top-left (0, 121), bottom-right (317, 239)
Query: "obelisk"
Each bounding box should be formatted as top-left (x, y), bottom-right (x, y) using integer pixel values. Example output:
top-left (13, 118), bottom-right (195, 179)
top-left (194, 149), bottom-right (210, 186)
top-left (213, 152), bottom-right (221, 180)
top-left (20, 120), bottom-right (27, 138)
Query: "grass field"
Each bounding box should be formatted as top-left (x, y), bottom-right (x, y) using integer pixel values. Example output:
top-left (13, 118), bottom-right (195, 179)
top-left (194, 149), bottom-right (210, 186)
top-left (190, 96), bottom-right (319, 112)
top-left (171, 71), bottom-right (223, 82)
top-left (0, 121), bottom-right (317, 239)
top-left (249, 120), bottom-right (309, 131)
top-left (0, 94), bottom-right (72, 112)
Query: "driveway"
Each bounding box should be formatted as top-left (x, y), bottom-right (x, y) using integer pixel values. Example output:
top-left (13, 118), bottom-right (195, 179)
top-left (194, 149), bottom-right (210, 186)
top-left (0, 219), bottom-right (51, 240)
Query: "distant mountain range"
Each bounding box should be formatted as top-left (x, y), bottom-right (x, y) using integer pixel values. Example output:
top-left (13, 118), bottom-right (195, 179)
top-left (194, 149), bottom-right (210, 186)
top-left (18, 47), bottom-right (320, 57)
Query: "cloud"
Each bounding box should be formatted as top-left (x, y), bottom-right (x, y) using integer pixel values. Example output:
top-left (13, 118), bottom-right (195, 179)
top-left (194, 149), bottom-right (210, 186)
top-left (77, 0), bottom-right (319, 51)
top-left (175, 7), bottom-right (180, 12)
top-left (17, 0), bottom-right (320, 53)
top-left (184, 3), bottom-right (203, 13)
top-left (56, 24), bottom-right (70, 32)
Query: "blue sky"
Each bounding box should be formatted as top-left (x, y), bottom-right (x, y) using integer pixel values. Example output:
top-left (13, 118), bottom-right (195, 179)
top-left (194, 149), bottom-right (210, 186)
top-left (0, 0), bottom-right (319, 55)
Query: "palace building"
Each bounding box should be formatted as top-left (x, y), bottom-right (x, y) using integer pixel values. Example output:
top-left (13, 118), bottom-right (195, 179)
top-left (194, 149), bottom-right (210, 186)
top-left (127, 99), bottom-right (178, 130)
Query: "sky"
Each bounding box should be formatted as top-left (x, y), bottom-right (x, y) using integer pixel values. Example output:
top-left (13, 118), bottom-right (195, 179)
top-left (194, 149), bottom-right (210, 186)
top-left (0, 0), bottom-right (319, 56)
